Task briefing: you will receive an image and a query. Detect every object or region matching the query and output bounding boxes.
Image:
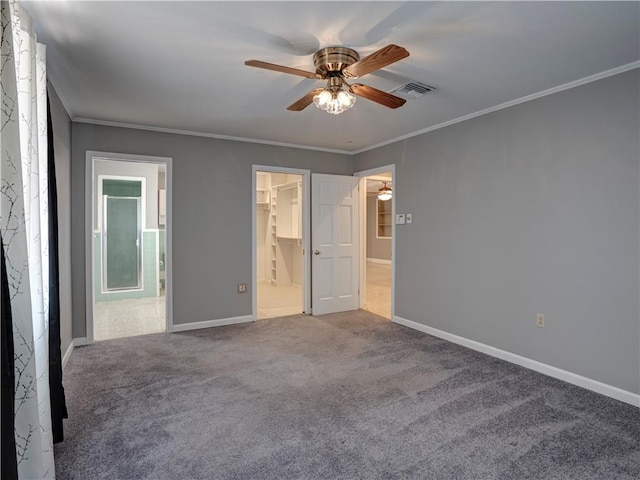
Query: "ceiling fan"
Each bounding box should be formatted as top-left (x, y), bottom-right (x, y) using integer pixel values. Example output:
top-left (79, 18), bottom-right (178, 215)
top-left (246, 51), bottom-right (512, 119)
top-left (367, 181), bottom-right (393, 201)
top-left (245, 44), bottom-right (410, 114)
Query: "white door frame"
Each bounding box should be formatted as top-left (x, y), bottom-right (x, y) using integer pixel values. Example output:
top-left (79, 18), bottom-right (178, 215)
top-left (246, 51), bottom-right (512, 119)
top-left (252, 165), bottom-right (311, 319)
top-left (354, 164), bottom-right (396, 320)
top-left (85, 151), bottom-right (173, 343)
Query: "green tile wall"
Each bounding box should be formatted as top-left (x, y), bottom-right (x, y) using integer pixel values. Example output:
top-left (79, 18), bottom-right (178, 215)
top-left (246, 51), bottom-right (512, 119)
top-left (159, 229), bottom-right (166, 287)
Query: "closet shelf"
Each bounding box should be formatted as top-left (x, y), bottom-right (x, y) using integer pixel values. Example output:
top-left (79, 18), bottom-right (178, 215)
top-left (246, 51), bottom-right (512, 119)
top-left (377, 197), bottom-right (393, 240)
top-left (256, 188), bottom-right (270, 208)
top-left (277, 235), bottom-right (301, 240)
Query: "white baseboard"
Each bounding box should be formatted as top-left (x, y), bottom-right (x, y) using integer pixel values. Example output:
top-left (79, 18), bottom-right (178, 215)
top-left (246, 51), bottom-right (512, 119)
top-left (367, 257), bottom-right (392, 265)
top-left (64, 336), bottom-right (91, 370)
top-left (73, 337), bottom-right (91, 346)
top-left (172, 315), bottom-right (254, 332)
top-left (393, 315), bottom-right (640, 407)
top-left (62, 341), bottom-right (74, 370)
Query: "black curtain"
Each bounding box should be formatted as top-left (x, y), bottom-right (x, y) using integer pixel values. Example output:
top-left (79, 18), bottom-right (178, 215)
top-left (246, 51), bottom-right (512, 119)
top-left (1, 233), bottom-right (18, 480)
top-left (47, 93), bottom-right (68, 444)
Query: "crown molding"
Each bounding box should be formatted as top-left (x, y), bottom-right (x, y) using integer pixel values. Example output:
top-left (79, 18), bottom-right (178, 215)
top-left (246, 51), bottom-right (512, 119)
top-left (72, 61), bottom-right (639, 157)
top-left (352, 61), bottom-right (640, 155)
top-left (72, 118), bottom-right (353, 156)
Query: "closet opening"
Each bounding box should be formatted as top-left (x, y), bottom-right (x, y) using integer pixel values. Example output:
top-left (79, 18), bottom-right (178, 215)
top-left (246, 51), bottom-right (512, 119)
top-left (255, 169), bottom-right (306, 319)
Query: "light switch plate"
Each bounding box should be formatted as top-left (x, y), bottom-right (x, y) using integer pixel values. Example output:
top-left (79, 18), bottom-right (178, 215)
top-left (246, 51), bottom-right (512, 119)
top-left (395, 214), bottom-right (406, 225)
top-left (406, 213), bottom-right (412, 224)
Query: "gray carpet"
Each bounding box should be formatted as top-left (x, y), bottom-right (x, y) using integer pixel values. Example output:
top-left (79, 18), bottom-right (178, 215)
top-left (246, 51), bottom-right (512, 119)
top-left (55, 311), bottom-right (640, 479)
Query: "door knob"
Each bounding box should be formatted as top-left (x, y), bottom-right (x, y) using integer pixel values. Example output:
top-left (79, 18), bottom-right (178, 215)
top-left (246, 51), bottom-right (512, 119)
top-left (313, 250), bottom-right (320, 255)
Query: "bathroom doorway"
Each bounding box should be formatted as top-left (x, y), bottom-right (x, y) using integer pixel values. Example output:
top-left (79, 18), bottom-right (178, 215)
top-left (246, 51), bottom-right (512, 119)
top-left (87, 152), bottom-right (172, 342)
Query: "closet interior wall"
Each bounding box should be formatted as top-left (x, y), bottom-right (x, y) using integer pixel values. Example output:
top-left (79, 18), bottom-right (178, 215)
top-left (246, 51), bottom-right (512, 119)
top-left (256, 172), bottom-right (303, 288)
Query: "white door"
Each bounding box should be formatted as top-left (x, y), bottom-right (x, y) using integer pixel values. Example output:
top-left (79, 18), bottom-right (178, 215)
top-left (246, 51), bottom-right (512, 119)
top-left (312, 174), bottom-right (360, 315)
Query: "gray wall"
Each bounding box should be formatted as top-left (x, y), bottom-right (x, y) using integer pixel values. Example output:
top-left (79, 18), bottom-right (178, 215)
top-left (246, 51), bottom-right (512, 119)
top-left (48, 84), bottom-right (73, 357)
top-left (354, 69), bottom-right (640, 394)
top-left (71, 124), bottom-right (352, 337)
top-left (366, 195), bottom-right (392, 260)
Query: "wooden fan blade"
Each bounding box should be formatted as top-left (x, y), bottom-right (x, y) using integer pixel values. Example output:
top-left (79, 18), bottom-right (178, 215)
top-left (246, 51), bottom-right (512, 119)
top-left (343, 44), bottom-right (409, 78)
top-left (349, 84), bottom-right (406, 109)
top-left (245, 60), bottom-right (323, 79)
top-left (287, 88), bottom-right (325, 111)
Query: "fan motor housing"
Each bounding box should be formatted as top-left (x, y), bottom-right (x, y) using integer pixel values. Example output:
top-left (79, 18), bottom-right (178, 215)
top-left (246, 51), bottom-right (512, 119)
top-left (314, 47), bottom-right (359, 75)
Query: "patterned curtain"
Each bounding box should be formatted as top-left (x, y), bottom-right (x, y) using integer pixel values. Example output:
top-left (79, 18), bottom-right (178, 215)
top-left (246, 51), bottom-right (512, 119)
top-left (1, 0), bottom-right (56, 478)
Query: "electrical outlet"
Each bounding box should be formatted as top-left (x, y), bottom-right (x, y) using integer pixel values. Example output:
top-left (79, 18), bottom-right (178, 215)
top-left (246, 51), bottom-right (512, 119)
top-left (406, 213), bottom-right (412, 224)
top-left (237, 283), bottom-right (247, 294)
top-left (536, 313), bottom-right (546, 328)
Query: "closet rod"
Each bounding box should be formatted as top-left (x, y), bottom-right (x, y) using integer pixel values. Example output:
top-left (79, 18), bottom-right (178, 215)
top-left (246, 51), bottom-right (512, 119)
top-left (274, 180), bottom-right (300, 191)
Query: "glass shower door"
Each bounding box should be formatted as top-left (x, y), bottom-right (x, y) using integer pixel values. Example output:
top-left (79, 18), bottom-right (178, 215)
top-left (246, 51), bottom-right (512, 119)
top-left (103, 196), bottom-right (141, 290)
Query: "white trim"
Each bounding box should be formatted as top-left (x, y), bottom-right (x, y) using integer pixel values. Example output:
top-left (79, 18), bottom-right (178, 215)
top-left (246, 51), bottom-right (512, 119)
top-left (252, 166), bottom-right (311, 318)
top-left (354, 165), bottom-right (396, 320)
top-left (164, 159), bottom-right (173, 333)
top-left (85, 155), bottom-right (94, 343)
top-left (352, 62), bottom-right (640, 155)
top-left (172, 315), bottom-right (254, 332)
top-left (358, 178), bottom-right (367, 307)
top-left (74, 117), bottom-right (352, 155)
top-left (72, 337), bottom-right (90, 347)
top-left (393, 316), bottom-right (640, 407)
top-left (62, 340), bottom-right (74, 370)
top-left (367, 257), bottom-right (392, 265)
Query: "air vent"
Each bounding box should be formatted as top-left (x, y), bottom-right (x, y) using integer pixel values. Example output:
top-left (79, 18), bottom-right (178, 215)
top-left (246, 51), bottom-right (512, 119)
top-left (391, 81), bottom-right (434, 99)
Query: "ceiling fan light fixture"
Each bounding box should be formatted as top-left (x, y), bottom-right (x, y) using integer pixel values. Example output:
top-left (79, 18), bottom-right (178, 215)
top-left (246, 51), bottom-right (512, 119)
top-left (377, 182), bottom-right (392, 201)
top-left (313, 88), bottom-right (356, 115)
top-left (313, 89), bottom-right (332, 109)
top-left (337, 90), bottom-right (356, 107)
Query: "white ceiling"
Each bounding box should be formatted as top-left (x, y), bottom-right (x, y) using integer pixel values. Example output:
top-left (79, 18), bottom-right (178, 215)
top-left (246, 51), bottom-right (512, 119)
top-left (24, 1), bottom-right (639, 154)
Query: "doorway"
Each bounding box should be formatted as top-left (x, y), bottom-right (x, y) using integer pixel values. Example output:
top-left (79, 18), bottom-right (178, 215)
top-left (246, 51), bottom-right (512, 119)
top-left (253, 166), bottom-right (310, 319)
top-left (356, 166), bottom-right (395, 320)
top-left (86, 152), bottom-right (172, 342)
